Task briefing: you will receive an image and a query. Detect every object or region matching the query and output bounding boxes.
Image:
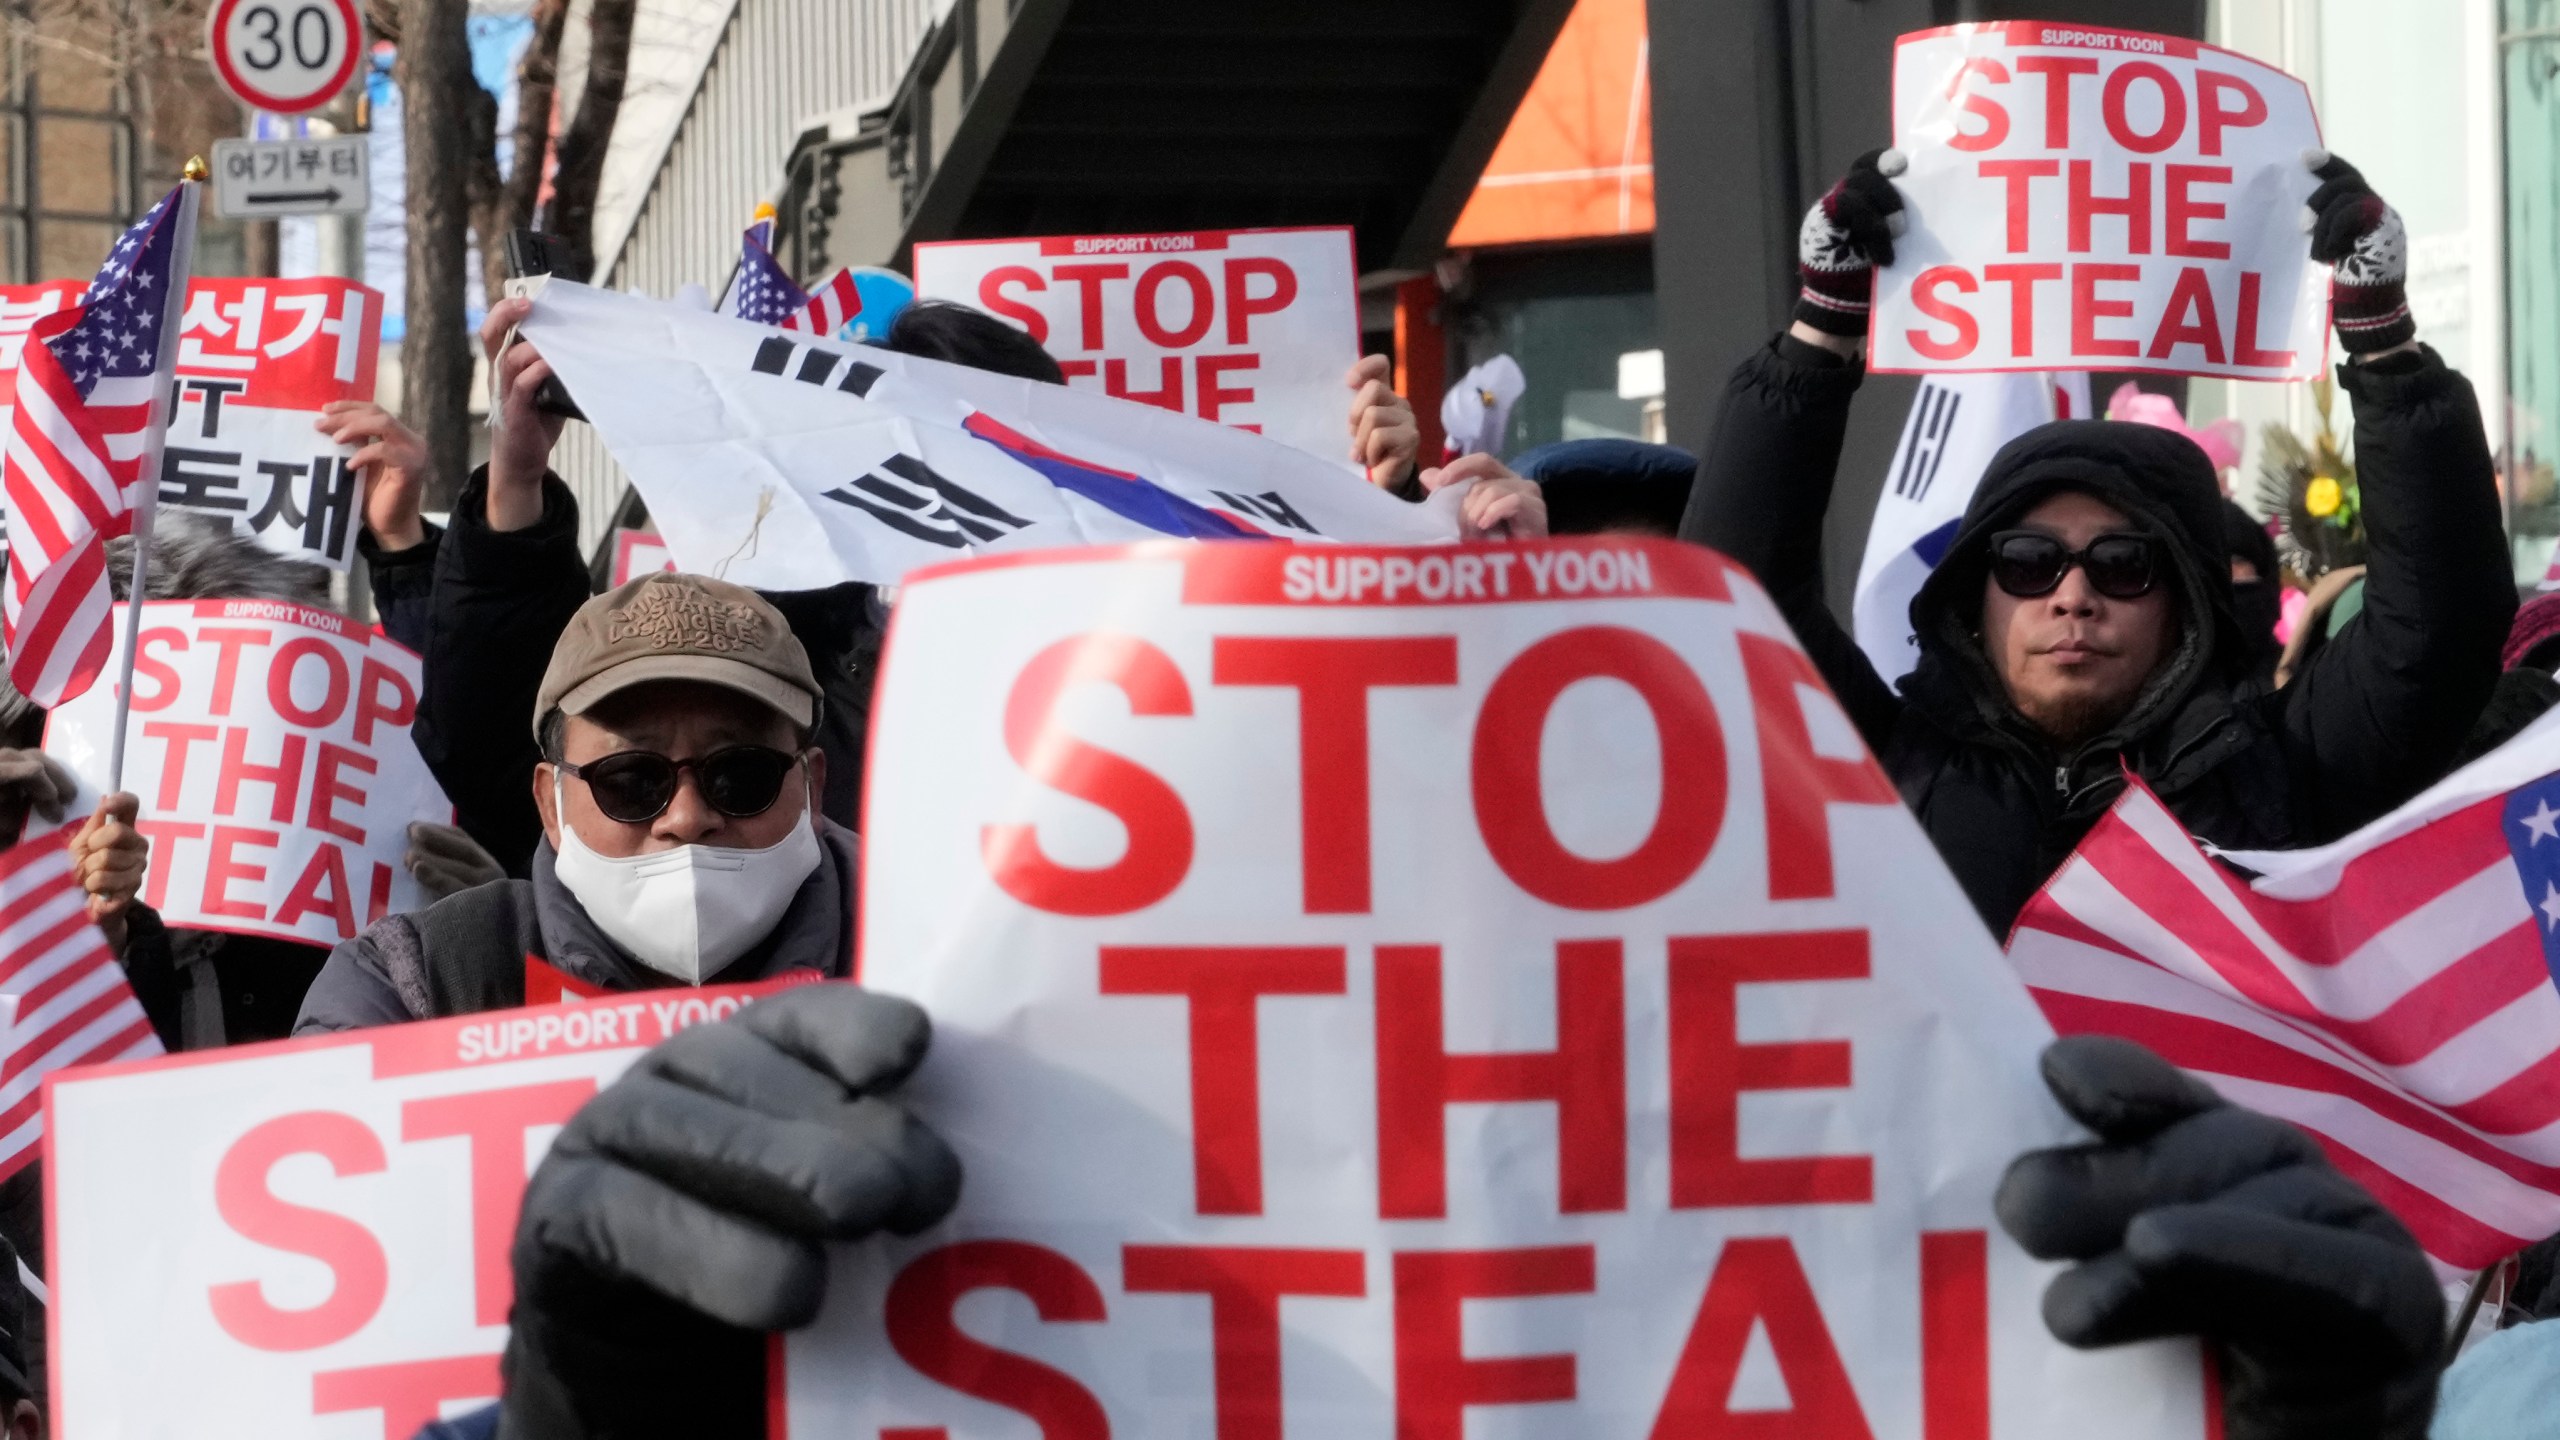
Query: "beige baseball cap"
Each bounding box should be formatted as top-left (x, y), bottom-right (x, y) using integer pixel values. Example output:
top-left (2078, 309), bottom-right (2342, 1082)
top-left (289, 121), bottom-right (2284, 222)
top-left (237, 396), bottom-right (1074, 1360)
top-left (532, 572), bottom-right (820, 741)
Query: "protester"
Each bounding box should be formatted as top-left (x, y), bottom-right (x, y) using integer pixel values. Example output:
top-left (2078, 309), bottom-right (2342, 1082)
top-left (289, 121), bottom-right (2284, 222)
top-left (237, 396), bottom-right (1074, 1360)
top-left (2224, 500), bottom-right (2285, 687)
top-left (296, 573), bottom-right (854, 1028)
top-left (0, 510), bottom-right (497, 1047)
top-left (1684, 149), bottom-right (2514, 931)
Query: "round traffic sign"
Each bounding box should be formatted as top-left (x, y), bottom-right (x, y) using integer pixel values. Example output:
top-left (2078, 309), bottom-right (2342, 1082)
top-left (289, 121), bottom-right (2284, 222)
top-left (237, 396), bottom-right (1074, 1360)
top-left (206, 0), bottom-right (363, 115)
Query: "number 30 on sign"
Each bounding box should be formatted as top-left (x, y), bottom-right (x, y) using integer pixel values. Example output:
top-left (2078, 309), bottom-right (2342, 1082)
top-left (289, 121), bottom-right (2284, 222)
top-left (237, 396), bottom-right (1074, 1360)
top-left (206, 0), bottom-right (362, 116)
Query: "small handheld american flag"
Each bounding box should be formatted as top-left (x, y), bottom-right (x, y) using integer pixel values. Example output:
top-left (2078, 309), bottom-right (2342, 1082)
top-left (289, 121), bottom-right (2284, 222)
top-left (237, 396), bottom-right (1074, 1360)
top-left (2, 176), bottom-right (198, 712)
top-left (719, 215), bottom-right (814, 329)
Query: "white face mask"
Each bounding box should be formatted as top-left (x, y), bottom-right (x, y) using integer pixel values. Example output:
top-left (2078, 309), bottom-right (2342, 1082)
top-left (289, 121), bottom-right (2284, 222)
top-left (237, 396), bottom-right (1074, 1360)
top-left (549, 772), bottom-right (825, 984)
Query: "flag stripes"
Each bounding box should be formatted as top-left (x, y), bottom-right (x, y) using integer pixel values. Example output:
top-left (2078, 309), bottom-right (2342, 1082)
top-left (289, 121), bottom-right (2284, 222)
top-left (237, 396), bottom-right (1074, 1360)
top-left (2010, 776), bottom-right (2560, 1271)
top-left (0, 832), bottom-right (160, 1182)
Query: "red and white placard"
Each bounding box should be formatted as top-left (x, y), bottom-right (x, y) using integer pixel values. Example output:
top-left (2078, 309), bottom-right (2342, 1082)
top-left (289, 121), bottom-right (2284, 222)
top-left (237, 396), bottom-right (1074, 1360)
top-left (44, 599), bottom-right (450, 949)
top-left (913, 227), bottom-right (1361, 463)
top-left (780, 539), bottom-right (2208, 1437)
top-left (1870, 23), bottom-right (2326, 380)
top-left (609, 528), bottom-right (676, 587)
top-left (46, 979), bottom-right (795, 1439)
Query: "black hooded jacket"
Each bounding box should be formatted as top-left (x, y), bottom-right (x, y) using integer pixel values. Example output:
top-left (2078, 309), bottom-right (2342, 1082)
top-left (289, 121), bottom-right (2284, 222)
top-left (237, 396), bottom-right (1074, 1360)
top-left (1683, 335), bottom-right (2514, 934)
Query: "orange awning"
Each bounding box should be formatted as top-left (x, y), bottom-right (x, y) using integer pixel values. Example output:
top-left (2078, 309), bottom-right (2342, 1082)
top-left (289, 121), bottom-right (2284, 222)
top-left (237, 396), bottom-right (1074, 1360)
top-left (1447, 0), bottom-right (1653, 249)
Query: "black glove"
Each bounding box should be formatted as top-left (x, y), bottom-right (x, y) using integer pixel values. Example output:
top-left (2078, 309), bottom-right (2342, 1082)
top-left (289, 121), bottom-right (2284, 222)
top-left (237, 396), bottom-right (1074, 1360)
top-left (1998, 1036), bottom-right (2441, 1440)
top-left (498, 984), bottom-right (964, 1440)
top-left (1794, 148), bottom-right (1907, 338)
top-left (2302, 151), bottom-right (2412, 357)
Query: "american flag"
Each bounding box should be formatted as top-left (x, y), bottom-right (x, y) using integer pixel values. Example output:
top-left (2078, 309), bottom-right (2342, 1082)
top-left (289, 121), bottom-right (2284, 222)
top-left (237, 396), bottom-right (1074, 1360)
top-left (2009, 722), bottom-right (2560, 1273)
top-left (720, 217), bottom-right (814, 329)
top-left (2, 180), bottom-right (196, 707)
top-left (0, 828), bottom-right (160, 1181)
top-left (794, 266), bottom-right (867, 339)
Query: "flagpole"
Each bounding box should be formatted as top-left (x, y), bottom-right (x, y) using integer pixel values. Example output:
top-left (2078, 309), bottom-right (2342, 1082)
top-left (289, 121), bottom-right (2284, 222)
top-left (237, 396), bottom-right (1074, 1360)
top-left (104, 159), bottom-right (203, 795)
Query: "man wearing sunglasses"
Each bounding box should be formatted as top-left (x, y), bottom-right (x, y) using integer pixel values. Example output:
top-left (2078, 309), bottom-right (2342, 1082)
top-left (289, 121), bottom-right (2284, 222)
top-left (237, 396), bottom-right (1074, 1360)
top-left (295, 572), bottom-right (855, 1030)
top-left (1684, 148), bottom-right (2513, 939)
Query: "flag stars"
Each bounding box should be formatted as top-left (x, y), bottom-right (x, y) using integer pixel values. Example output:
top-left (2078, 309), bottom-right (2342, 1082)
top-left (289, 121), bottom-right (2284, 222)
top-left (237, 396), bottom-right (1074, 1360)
top-left (2525, 799), bottom-right (2560, 845)
top-left (2540, 881), bottom-right (2560, 932)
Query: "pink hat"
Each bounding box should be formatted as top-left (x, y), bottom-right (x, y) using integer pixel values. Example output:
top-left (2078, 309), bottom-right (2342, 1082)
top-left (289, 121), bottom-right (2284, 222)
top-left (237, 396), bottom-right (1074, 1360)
top-left (2107, 381), bottom-right (2243, 472)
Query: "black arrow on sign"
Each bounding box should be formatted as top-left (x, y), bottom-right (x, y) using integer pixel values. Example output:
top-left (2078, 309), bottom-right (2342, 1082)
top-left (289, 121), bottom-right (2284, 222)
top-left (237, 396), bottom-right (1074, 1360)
top-left (243, 187), bottom-right (344, 206)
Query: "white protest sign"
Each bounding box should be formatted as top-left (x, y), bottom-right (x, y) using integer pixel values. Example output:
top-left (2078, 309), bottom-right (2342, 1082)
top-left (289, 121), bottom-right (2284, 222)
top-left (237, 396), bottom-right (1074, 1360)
top-left (913, 227), bottom-right (1360, 463)
top-left (43, 600), bottom-right (451, 948)
top-left (519, 281), bottom-right (1457, 596)
top-left (162, 276), bottom-right (384, 570)
top-left (1870, 23), bottom-right (2326, 380)
top-left (781, 539), bottom-right (2207, 1436)
top-left (45, 979), bottom-right (795, 1439)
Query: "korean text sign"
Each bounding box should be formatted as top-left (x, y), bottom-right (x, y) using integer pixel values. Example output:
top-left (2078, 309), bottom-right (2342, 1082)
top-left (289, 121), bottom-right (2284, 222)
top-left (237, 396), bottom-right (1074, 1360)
top-left (164, 276), bottom-right (383, 568)
top-left (43, 600), bottom-right (450, 948)
top-left (783, 540), bottom-right (2207, 1436)
top-left (45, 981), bottom-right (790, 1439)
top-left (912, 227), bottom-right (1359, 462)
top-left (1870, 23), bottom-right (2326, 380)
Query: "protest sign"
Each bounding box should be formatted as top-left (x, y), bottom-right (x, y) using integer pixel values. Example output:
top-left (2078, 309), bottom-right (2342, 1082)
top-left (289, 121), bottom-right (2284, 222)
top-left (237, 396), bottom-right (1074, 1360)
top-left (45, 978), bottom-right (795, 1439)
top-left (781, 539), bottom-right (2207, 1436)
top-left (913, 227), bottom-right (1360, 462)
top-left (163, 276), bottom-right (383, 569)
top-left (43, 599), bottom-right (450, 948)
top-left (519, 281), bottom-right (1457, 595)
top-left (1869, 23), bottom-right (2326, 380)
top-left (609, 527), bottom-right (676, 586)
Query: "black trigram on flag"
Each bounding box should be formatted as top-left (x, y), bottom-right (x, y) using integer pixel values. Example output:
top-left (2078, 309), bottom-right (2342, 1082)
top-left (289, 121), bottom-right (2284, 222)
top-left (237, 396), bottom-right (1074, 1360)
top-left (750, 334), bottom-right (885, 398)
top-left (749, 334), bottom-right (1033, 548)
top-left (820, 453), bottom-right (1034, 549)
top-left (1894, 382), bottom-right (1963, 502)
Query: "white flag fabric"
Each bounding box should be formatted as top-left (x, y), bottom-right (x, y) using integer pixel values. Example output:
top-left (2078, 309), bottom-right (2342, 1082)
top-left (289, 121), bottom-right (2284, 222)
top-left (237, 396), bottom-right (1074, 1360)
top-left (519, 282), bottom-right (1459, 593)
top-left (1853, 370), bottom-right (2086, 685)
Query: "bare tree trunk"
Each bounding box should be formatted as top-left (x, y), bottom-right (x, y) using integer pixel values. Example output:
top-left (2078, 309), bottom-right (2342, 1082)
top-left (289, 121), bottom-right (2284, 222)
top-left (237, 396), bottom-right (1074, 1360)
top-left (503, 0), bottom-right (569, 226)
top-left (543, 0), bottom-right (635, 276)
top-left (396, 0), bottom-right (475, 508)
top-left (465, 78), bottom-right (506, 301)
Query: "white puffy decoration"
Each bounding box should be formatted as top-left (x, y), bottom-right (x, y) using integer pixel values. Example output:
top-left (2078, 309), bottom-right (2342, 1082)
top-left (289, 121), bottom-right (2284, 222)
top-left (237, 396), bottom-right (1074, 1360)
top-left (1438, 353), bottom-right (1527, 461)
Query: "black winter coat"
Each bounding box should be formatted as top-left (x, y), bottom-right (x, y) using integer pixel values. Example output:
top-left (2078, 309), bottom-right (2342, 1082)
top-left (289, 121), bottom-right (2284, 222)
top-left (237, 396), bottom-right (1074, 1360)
top-left (1682, 336), bottom-right (2514, 934)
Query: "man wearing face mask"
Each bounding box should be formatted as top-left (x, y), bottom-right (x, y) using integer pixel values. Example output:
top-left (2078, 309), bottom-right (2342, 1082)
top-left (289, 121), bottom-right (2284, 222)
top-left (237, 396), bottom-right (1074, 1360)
top-left (293, 572), bottom-right (850, 1030)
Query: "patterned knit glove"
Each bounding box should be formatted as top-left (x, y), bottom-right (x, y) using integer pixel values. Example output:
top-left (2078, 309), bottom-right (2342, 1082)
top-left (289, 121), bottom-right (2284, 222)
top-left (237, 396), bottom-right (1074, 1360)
top-left (2302, 151), bottom-right (2412, 357)
top-left (1794, 148), bottom-right (1908, 338)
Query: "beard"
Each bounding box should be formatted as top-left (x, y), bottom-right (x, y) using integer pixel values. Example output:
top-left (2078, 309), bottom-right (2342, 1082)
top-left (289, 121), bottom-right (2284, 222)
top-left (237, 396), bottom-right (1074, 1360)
top-left (2008, 675), bottom-right (2145, 749)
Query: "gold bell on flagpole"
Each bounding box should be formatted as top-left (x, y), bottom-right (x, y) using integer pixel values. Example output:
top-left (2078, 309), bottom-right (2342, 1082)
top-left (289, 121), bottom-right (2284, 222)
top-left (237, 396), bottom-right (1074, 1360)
top-left (182, 154), bottom-right (208, 182)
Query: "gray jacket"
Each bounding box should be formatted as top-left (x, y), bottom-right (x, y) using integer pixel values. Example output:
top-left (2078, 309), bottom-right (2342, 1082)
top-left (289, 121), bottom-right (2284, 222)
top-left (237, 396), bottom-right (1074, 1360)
top-left (293, 819), bottom-right (859, 1032)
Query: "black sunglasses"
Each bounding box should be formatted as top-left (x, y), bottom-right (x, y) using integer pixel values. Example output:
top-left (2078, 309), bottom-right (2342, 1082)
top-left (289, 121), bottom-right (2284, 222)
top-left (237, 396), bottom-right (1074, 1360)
top-left (1987, 529), bottom-right (2160, 601)
top-left (557, 745), bottom-right (803, 824)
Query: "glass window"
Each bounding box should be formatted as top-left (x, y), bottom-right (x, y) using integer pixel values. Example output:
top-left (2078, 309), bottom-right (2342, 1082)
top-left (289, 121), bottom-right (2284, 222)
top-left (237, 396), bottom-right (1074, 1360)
top-left (2505, 0), bottom-right (2560, 578)
top-left (1444, 242), bottom-right (1657, 455)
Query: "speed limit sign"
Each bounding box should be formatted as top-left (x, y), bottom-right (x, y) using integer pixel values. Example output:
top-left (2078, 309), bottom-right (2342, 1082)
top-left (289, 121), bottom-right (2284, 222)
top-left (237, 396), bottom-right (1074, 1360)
top-left (206, 0), bottom-right (362, 115)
